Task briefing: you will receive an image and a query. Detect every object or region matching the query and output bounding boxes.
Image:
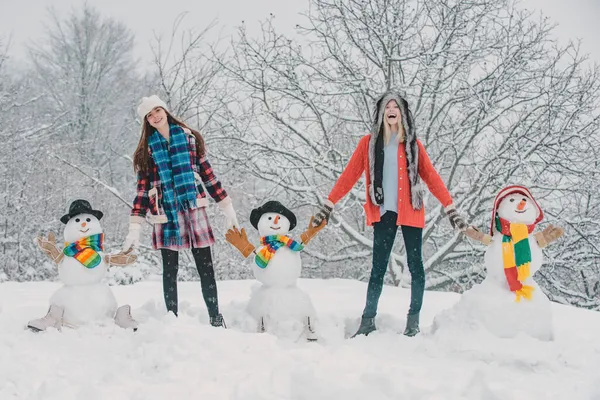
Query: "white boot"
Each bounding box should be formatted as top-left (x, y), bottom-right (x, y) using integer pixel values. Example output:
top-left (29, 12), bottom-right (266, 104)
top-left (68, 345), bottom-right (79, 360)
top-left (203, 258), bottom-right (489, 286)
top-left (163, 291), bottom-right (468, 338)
top-left (114, 305), bottom-right (139, 331)
top-left (27, 304), bottom-right (64, 332)
top-left (306, 316), bottom-right (318, 342)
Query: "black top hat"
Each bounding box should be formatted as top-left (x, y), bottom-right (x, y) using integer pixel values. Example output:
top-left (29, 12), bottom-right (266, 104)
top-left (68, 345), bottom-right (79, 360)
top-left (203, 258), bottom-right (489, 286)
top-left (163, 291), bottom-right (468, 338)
top-left (250, 201), bottom-right (297, 231)
top-left (60, 199), bottom-right (104, 224)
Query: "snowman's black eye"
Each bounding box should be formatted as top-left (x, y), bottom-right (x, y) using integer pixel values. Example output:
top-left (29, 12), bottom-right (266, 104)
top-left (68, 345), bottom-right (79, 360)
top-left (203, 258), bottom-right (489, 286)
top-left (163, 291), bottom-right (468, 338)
top-left (86, 218), bottom-right (91, 222)
top-left (268, 217), bottom-right (272, 220)
top-left (75, 218), bottom-right (80, 222)
top-left (509, 199), bottom-right (515, 202)
top-left (522, 198), bottom-right (527, 202)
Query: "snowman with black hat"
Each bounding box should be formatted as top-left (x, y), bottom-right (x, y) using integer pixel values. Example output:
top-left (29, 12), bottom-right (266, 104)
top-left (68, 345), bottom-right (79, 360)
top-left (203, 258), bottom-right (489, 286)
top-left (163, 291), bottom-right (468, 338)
top-left (27, 199), bottom-right (139, 332)
top-left (226, 200), bottom-right (325, 341)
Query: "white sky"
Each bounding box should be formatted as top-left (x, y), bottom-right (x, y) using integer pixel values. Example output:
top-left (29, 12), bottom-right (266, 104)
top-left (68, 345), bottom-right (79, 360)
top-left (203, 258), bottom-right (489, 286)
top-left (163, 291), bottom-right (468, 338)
top-left (0, 0), bottom-right (598, 64)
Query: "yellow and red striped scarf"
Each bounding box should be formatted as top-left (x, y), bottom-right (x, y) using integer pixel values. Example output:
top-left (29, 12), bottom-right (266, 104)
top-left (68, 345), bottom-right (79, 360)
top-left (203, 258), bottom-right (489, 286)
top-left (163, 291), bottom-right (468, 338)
top-left (497, 216), bottom-right (535, 301)
top-left (63, 233), bottom-right (104, 269)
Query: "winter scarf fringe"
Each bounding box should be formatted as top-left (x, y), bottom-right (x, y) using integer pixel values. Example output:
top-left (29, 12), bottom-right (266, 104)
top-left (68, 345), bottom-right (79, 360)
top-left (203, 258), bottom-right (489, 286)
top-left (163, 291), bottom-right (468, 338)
top-left (148, 124), bottom-right (197, 246)
top-left (63, 233), bottom-right (104, 269)
top-left (255, 235), bottom-right (304, 269)
top-left (368, 91), bottom-right (423, 210)
top-left (496, 216), bottom-right (536, 302)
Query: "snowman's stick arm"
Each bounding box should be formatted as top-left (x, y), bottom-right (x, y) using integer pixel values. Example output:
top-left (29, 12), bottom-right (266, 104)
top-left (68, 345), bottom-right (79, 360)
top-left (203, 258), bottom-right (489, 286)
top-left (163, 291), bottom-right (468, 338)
top-left (464, 227), bottom-right (492, 246)
top-left (104, 249), bottom-right (138, 267)
top-left (300, 216), bottom-right (327, 246)
top-left (225, 227), bottom-right (256, 258)
top-left (533, 225), bottom-right (565, 248)
top-left (35, 233), bottom-right (64, 265)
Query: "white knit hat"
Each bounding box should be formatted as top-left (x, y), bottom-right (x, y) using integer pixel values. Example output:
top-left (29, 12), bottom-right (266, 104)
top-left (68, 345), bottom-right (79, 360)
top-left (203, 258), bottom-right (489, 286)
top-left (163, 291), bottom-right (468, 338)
top-left (137, 95), bottom-right (168, 120)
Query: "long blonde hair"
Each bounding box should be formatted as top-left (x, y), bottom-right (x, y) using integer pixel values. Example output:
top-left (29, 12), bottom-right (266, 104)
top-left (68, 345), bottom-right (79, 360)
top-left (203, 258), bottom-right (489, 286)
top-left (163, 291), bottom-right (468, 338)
top-left (133, 108), bottom-right (206, 173)
top-left (383, 113), bottom-right (405, 145)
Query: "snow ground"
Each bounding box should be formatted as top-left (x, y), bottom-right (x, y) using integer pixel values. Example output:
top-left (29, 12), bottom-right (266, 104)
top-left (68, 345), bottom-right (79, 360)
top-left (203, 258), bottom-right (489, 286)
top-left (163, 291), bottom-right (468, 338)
top-left (1, 278), bottom-right (599, 400)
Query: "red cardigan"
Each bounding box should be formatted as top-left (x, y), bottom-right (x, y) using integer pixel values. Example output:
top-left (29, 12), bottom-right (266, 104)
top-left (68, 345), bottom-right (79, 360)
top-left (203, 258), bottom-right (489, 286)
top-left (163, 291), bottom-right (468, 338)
top-left (328, 136), bottom-right (453, 228)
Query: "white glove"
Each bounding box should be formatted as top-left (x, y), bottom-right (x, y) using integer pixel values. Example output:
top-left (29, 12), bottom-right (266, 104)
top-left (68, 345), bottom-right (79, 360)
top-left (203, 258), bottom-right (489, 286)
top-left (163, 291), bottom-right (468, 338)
top-left (123, 223), bottom-right (142, 251)
top-left (218, 200), bottom-right (239, 229)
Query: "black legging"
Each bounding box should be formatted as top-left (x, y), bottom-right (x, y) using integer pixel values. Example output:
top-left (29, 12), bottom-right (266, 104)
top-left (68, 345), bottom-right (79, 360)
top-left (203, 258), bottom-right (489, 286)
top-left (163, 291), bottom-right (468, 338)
top-left (362, 211), bottom-right (425, 318)
top-left (161, 247), bottom-right (219, 317)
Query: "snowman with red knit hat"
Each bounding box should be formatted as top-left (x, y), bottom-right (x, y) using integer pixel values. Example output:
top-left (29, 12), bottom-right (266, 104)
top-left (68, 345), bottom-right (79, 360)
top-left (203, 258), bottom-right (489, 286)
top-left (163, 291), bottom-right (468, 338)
top-left (433, 185), bottom-right (564, 340)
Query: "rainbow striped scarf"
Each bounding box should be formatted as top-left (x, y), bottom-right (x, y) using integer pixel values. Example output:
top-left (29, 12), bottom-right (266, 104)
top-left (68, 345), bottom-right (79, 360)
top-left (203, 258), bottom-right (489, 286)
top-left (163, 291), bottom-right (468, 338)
top-left (255, 235), bottom-right (304, 269)
top-left (63, 233), bottom-right (104, 269)
top-left (496, 216), bottom-right (535, 301)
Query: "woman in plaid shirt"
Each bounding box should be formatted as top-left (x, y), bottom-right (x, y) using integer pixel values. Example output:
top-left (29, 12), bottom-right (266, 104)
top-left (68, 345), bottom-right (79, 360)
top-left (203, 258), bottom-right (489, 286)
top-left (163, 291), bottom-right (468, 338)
top-left (123, 95), bottom-right (238, 327)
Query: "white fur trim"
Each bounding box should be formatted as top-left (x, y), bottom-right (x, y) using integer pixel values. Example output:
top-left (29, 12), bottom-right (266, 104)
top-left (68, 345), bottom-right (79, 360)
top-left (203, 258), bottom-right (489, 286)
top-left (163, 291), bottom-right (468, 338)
top-left (444, 204), bottom-right (456, 213)
top-left (196, 197), bottom-right (210, 208)
top-left (137, 95), bottom-right (168, 120)
top-left (216, 196), bottom-right (232, 209)
top-left (146, 214), bottom-right (168, 224)
top-left (129, 215), bottom-right (145, 225)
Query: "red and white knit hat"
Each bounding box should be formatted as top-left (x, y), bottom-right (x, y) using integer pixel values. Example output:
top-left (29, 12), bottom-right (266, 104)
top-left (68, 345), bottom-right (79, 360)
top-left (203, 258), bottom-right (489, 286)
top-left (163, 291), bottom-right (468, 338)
top-left (489, 185), bottom-right (544, 235)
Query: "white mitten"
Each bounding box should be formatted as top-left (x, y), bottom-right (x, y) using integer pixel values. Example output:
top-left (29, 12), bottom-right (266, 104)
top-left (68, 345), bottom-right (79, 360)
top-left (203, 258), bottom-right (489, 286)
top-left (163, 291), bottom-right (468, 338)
top-left (123, 223), bottom-right (141, 251)
top-left (218, 199), bottom-right (239, 229)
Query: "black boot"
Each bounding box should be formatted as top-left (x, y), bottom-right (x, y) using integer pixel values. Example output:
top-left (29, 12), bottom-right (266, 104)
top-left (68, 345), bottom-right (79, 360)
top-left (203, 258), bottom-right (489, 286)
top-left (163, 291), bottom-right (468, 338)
top-left (351, 316), bottom-right (376, 338)
top-left (209, 313), bottom-right (227, 328)
top-left (403, 313), bottom-right (420, 337)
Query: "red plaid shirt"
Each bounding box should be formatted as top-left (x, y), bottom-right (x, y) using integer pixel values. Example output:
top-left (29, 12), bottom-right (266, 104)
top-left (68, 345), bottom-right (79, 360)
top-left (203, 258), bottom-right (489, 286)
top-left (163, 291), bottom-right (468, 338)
top-left (130, 133), bottom-right (228, 220)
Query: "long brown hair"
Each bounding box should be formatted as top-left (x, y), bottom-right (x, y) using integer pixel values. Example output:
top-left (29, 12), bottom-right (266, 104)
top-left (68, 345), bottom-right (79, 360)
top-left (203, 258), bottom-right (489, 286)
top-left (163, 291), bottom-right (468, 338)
top-left (133, 107), bottom-right (206, 173)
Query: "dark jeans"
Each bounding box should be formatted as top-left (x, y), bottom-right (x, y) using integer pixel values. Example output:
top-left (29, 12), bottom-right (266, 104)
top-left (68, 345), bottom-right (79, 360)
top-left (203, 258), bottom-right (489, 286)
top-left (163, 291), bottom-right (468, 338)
top-left (161, 247), bottom-right (219, 317)
top-left (362, 211), bottom-right (425, 318)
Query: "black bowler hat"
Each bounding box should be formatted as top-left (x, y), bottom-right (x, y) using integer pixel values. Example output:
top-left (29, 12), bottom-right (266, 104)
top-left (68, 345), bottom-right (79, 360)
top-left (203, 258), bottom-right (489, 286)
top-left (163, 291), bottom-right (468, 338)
top-left (60, 199), bottom-right (104, 224)
top-left (250, 200), bottom-right (297, 231)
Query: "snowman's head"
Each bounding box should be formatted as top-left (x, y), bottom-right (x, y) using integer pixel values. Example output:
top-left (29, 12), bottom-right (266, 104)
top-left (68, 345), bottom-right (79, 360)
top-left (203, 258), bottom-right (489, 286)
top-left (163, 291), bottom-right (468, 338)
top-left (63, 213), bottom-right (103, 243)
top-left (497, 193), bottom-right (539, 225)
top-left (257, 213), bottom-right (291, 237)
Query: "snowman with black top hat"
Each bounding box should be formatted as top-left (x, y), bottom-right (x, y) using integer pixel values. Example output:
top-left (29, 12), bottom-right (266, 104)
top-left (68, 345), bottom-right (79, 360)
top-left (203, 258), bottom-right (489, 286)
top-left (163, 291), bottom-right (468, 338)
top-left (27, 200), bottom-right (139, 332)
top-left (226, 200), bottom-right (325, 341)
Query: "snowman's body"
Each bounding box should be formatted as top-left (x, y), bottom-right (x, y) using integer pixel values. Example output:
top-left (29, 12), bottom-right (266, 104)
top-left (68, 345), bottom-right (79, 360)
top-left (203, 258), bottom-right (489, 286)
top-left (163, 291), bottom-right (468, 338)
top-left (252, 247), bottom-right (301, 288)
top-left (433, 191), bottom-right (553, 341)
top-left (246, 211), bottom-right (317, 340)
top-left (58, 251), bottom-right (109, 286)
top-left (50, 213), bottom-right (118, 326)
top-left (484, 233), bottom-right (543, 288)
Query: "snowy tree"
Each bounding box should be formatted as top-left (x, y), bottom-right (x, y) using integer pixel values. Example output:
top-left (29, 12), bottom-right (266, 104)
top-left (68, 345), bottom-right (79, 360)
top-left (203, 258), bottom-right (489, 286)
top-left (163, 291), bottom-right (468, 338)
top-left (25, 4), bottom-right (143, 247)
top-left (1, 6), bottom-right (144, 281)
top-left (0, 40), bottom-right (55, 281)
top-left (217, 0), bottom-right (600, 304)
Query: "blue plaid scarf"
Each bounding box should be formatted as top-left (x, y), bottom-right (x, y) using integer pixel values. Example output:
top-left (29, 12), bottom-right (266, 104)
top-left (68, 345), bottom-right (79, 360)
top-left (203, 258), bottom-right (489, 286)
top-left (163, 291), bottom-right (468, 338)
top-left (148, 124), bottom-right (197, 246)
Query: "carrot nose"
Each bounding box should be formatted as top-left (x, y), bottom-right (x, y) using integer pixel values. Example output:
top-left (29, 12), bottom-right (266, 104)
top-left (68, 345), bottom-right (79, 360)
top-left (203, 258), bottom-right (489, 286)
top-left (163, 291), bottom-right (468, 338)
top-left (274, 215), bottom-right (280, 224)
top-left (517, 200), bottom-right (527, 211)
top-left (81, 222), bottom-right (87, 227)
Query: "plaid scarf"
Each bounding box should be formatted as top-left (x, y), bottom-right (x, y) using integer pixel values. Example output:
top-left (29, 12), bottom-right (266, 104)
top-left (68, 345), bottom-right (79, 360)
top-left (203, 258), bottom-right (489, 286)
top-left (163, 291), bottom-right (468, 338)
top-left (255, 235), bottom-right (304, 269)
top-left (148, 125), bottom-right (197, 246)
top-left (63, 233), bottom-right (104, 269)
top-left (496, 216), bottom-right (536, 301)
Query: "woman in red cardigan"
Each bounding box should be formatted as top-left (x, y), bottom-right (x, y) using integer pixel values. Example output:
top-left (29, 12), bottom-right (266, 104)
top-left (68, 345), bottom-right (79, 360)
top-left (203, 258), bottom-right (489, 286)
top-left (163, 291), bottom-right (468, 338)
top-left (314, 91), bottom-right (474, 337)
